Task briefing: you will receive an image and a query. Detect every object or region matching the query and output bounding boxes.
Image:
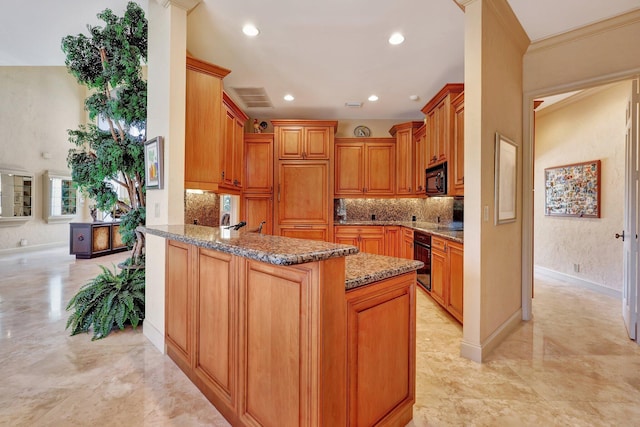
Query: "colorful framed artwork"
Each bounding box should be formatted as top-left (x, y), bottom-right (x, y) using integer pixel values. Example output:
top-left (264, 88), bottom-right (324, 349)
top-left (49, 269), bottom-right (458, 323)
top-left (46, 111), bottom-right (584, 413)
top-left (144, 136), bottom-right (163, 190)
top-left (544, 160), bottom-right (601, 218)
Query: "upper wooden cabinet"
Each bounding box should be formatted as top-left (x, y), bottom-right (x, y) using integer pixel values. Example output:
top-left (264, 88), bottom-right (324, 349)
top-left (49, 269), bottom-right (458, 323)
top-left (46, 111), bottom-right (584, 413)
top-left (389, 121), bottom-right (423, 196)
top-left (244, 133), bottom-right (274, 194)
top-left (222, 92), bottom-right (249, 191)
top-left (335, 138), bottom-right (395, 197)
top-left (184, 56), bottom-right (248, 192)
top-left (451, 92), bottom-right (465, 196)
top-left (413, 124), bottom-right (427, 195)
top-left (421, 83), bottom-right (464, 169)
top-left (272, 120), bottom-right (335, 159)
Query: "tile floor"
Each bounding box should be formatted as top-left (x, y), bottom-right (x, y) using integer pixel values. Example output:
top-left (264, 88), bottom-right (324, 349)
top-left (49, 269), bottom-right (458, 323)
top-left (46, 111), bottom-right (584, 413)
top-left (1, 247), bottom-right (639, 426)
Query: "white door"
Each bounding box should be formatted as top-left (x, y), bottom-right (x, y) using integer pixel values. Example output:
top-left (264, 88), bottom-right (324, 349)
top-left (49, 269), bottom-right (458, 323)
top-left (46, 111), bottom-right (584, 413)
top-left (622, 78), bottom-right (639, 341)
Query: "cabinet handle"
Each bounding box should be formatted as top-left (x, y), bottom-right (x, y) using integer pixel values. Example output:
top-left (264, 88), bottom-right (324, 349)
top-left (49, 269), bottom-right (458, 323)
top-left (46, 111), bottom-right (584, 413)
top-left (233, 179), bottom-right (239, 186)
top-left (78, 235), bottom-right (84, 241)
top-left (432, 155), bottom-right (437, 161)
top-left (409, 186), bottom-right (412, 192)
top-left (221, 171), bottom-right (225, 179)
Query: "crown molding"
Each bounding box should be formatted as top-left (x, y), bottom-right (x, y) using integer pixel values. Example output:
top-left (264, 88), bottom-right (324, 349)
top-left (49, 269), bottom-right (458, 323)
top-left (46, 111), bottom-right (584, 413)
top-left (155, 0), bottom-right (201, 12)
top-left (528, 8), bottom-right (640, 54)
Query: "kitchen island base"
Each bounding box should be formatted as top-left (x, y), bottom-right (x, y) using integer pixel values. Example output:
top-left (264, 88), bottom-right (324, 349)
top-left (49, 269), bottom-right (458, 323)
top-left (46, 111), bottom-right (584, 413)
top-left (165, 239), bottom-right (416, 426)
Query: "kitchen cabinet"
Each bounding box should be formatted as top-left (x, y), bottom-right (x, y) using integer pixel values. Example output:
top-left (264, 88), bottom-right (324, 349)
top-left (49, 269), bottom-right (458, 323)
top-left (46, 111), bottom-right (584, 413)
top-left (335, 225), bottom-right (385, 255)
top-left (273, 120), bottom-right (337, 241)
top-left (451, 92), bottom-right (465, 196)
top-left (402, 227), bottom-right (414, 260)
top-left (413, 124), bottom-right (427, 196)
top-left (385, 226), bottom-right (402, 257)
top-left (184, 56), bottom-right (230, 191)
top-left (430, 236), bottom-right (463, 323)
top-left (242, 194), bottom-right (273, 235)
top-left (165, 240), bottom-right (193, 369)
top-left (243, 133), bottom-right (274, 234)
top-left (69, 222), bottom-right (128, 259)
top-left (334, 138), bottom-right (395, 197)
top-left (272, 120), bottom-right (334, 159)
top-left (389, 121), bottom-right (423, 196)
top-left (243, 133), bottom-right (273, 193)
top-left (221, 92), bottom-right (249, 191)
top-left (345, 272), bottom-right (416, 426)
top-left (421, 83), bottom-right (464, 169)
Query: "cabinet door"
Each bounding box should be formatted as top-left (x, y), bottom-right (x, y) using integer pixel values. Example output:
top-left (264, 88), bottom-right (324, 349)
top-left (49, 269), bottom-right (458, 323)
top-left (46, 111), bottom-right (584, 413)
top-left (304, 127), bottom-right (331, 159)
top-left (447, 241), bottom-right (464, 323)
top-left (360, 228), bottom-right (385, 255)
top-left (279, 226), bottom-right (328, 241)
top-left (244, 134), bottom-right (274, 193)
top-left (195, 248), bottom-right (236, 404)
top-left (243, 194), bottom-right (273, 235)
top-left (345, 274), bottom-right (415, 427)
top-left (185, 67), bottom-right (223, 188)
top-left (385, 226), bottom-right (402, 257)
top-left (365, 143), bottom-right (395, 196)
top-left (401, 228), bottom-right (414, 260)
top-left (111, 224), bottom-right (126, 249)
top-left (277, 161), bottom-right (329, 225)
top-left (232, 117), bottom-right (245, 188)
top-left (430, 245), bottom-right (447, 306)
top-left (277, 127), bottom-right (304, 159)
top-left (222, 108), bottom-right (236, 188)
top-left (395, 128), bottom-right (413, 195)
top-left (92, 224), bottom-right (111, 253)
top-left (334, 228), bottom-right (360, 247)
top-left (413, 125), bottom-right (427, 195)
top-left (70, 223), bottom-right (91, 256)
top-left (166, 240), bottom-right (193, 368)
top-left (335, 143), bottom-right (365, 196)
top-left (452, 93), bottom-right (465, 196)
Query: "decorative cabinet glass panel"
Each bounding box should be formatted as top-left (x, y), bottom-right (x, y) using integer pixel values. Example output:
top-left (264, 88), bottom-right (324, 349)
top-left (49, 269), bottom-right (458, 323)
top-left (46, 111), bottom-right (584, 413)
top-left (43, 171), bottom-right (78, 223)
top-left (0, 169), bottom-right (33, 225)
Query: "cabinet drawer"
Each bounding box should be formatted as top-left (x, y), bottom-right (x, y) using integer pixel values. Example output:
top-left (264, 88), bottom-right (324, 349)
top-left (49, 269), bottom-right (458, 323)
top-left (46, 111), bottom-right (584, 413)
top-left (431, 236), bottom-right (447, 252)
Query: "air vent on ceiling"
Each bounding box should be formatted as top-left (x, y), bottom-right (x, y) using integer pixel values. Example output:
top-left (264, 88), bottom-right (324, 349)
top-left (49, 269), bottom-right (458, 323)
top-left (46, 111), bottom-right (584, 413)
top-left (231, 87), bottom-right (273, 108)
top-left (345, 101), bottom-right (363, 108)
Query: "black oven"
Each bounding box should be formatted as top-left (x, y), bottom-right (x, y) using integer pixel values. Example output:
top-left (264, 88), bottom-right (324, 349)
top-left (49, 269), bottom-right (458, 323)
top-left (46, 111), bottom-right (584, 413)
top-left (425, 163), bottom-right (447, 196)
top-left (414, 230), bottom-right (431, 292)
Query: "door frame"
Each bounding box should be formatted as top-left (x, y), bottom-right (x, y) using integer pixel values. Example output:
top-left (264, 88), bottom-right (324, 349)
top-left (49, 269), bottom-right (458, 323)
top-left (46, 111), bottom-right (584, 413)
top-left (521, 72), bottom-right (639, 321)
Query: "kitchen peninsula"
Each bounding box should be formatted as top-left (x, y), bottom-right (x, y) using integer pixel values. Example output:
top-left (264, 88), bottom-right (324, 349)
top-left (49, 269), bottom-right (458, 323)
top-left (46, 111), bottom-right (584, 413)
top-left (140, 224), bottom-right (423, 426)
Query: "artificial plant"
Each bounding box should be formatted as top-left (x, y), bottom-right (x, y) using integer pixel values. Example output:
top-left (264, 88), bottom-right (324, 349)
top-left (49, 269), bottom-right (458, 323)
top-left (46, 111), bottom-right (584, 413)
top-left (66, 264), bottom-right (145, 340)
top-left (63, 1), bottom-right (148, 263)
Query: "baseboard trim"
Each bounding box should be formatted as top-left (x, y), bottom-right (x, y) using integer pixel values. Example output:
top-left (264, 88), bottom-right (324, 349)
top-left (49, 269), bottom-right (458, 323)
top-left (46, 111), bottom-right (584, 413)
top-left (460, 308), bottom-right (522, 363)
top-left (0, 242), bottom-right (66, 256)
top-left (534, 266), bottom-right (621, 299)
top-left (143, 320), bottom-right (165, 354)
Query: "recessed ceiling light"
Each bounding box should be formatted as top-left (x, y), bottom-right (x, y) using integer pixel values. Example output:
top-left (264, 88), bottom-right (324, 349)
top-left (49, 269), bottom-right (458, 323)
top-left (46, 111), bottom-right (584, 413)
top-left (242, 24), bottom-right (259, 37)
top-left (388, 32), bottom-right (405, 45)
top-left (368, 95), bottom-right (379, 102)
top-left (284, 94), bottom-right (294, 101)
top-left (409, 95), bottom-right (420, 101)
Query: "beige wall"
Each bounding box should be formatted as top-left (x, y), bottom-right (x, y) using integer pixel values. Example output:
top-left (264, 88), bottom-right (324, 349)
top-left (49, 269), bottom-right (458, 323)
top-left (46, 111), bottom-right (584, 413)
top-left (461, 0), bottom-right (529, 362)
top-left (0, 67), bottom-right (87, 253)
top-left (534, 82), bottom-right (628, 292)
top-left (521, 9), bottom-right (640, 318)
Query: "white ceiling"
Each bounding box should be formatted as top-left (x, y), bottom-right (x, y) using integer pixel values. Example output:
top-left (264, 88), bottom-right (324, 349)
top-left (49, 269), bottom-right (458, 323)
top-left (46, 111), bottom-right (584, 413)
top-left (2, 0), bottom-right (639, 120)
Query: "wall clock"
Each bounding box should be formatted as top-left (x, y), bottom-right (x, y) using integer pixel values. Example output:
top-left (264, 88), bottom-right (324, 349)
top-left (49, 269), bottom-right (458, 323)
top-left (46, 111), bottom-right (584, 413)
top-left (354, 125), bottom-right (371, 137)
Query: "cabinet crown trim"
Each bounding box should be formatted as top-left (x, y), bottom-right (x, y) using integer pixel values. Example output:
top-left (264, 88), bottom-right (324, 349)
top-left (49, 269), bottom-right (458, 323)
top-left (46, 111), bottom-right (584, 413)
top-left (186, 55), bottom-right (231, 78)
top-left (420, 83), bottom-right (464, 114)
top-left (388, 121), bottom-right (423, 137)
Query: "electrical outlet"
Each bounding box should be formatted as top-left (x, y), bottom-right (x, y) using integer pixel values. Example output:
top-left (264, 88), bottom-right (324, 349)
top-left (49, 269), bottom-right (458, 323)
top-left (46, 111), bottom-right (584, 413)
top-left (155, 202), bottom-right (160, 218)
top-left (483, 206), bottom-right (489, 222)
top-left (574, 263), bottom-right (580, 273)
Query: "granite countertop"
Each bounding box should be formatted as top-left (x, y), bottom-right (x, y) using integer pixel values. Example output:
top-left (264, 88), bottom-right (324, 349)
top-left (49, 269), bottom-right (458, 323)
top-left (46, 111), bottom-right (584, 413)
top-left (139, 224), bottom-right (358, 266)
top-left (345, 252), bottom-right (424, 290)
top-left (335, 220), bottom-right (464, 243)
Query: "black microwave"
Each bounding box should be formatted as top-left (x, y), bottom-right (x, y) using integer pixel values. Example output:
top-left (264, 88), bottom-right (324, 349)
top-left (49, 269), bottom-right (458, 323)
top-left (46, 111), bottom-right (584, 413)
top-left (425, 163), bottom-right (447, 196)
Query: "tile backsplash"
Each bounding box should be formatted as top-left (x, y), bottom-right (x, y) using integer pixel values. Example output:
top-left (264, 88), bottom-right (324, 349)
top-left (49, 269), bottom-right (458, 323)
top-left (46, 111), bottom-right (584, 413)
top-left (185, 192), bottom-right (219, 226)
top-left (335, 197), bottom-right (462, 224)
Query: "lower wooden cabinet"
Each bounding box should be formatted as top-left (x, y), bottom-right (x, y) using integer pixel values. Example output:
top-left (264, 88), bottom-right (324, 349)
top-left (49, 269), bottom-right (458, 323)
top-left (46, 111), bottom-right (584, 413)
top-left (335, 225), bottom-right (385, 255)
top-left (69, 222), bottom-right (128, 259)
top-left (430, 236), bottom-right (464, 323)
top-left (279, 225), bottom-right (328, 241)
top-left (402, 228), bottom-right (414, 260)
top-left (242, 194), bottom-right (273, 235)
top-left (385, 226), bottom-right (401, 257)
top-left (165, 240), bottom-right (192, 368)
top-left (345, 272), bottom-right (416, 426)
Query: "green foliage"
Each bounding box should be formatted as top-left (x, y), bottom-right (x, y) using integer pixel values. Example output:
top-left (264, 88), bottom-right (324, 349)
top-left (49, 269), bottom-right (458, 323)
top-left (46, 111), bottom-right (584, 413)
top-left (62, 2), bottom-right (147, 263)
top-left (66, 264), bottom-right (145, 340)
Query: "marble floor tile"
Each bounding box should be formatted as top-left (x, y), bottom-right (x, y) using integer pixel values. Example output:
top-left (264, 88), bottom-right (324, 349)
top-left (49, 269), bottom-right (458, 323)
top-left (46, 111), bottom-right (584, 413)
top-left (1, 247), bottom-right (639, 426)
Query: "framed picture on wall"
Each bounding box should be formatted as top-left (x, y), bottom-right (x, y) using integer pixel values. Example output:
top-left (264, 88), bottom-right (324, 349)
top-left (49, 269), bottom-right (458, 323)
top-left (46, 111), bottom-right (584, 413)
top-left (544, 160), bottom-right (601, 218)
top-left (494, 132), bottom-right (517, 225)
top-left (144, 136), bottom-right (164, 190)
